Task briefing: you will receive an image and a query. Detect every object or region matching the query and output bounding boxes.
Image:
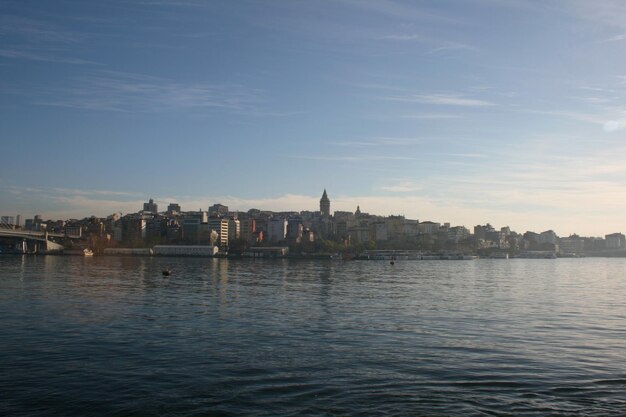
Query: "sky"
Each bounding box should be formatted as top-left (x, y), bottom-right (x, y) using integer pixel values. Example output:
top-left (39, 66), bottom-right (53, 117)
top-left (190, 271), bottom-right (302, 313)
top-left (1, 0), bottom-right (626, 236)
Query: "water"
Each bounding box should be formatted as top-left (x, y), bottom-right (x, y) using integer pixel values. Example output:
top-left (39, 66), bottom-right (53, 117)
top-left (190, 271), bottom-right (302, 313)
top-left (1, 256), bottom-right (626, 416)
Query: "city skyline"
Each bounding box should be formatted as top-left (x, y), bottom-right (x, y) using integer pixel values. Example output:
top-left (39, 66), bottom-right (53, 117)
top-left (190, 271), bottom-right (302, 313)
top-left (2, 1), bottom-right (626, 236)
top-left (2, 188), bottom-right (624, 239)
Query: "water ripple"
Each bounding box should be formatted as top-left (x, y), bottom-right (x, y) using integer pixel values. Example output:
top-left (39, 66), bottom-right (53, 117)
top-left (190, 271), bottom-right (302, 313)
top-left (2, 256), bottom-right (626, 415)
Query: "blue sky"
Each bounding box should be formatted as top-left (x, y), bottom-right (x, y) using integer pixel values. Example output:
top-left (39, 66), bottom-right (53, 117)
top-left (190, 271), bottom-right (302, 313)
top-left (2, 0), bottom-right (626, 236)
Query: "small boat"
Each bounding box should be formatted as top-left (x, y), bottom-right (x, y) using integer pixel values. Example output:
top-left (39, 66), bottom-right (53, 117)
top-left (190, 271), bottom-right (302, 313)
top-left (162, 268), bottom-right (171, 276)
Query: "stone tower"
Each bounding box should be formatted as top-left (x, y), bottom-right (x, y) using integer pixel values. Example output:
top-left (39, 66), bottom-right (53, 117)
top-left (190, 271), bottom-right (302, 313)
top-left (320, 189), bottom-right (330, 217)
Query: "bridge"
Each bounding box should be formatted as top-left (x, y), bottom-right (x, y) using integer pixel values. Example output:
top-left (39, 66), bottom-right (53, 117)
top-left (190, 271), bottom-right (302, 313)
top-left (0, 222), bottom-right (76, 253)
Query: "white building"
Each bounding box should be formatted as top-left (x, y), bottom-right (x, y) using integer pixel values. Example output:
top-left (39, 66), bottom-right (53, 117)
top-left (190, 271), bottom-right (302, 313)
top-left (207, 218), bottom-right (229, 248)
top-left (419, 221), bottom-right (441, 235)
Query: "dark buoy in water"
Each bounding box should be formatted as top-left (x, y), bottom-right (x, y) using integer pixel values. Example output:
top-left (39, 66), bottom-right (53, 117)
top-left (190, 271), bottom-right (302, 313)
top-left (162, 268), bottom-right (171, 276)
top-left (390, 261), bottom-right (395, 265)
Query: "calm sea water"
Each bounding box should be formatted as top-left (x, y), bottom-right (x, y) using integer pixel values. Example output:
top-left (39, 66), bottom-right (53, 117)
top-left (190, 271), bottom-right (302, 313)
top-left (1, 256), bottom-right (626, 416)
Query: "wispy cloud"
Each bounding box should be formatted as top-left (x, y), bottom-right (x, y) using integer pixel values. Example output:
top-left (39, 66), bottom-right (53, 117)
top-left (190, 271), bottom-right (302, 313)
top-left (0, 15), bottom-right (85, 44)
top-left (0, 15), bottom-right (93, 65)
top-left (521, 108), bottom-right (616, 127)
top-left (597, 33), bottom-right (626, 43)
top-left (35, 70), bottom-right (264, 113)
top-left (336, 0), bottom-right (457, 23)
top-left (428, 41), bottom-right (476, 54)
top-left (131, 0), bottom-right (212, 7)
top-left (330, 136), bottom-right (424, 147)
top-left (384, 93), bottom-right (495, 106)
top-left (400, 113), bottom-right (463, 119)
top-left (50, 188), bottom-right (140, 197)
top-left (373, 32), bottom-right (475, 54)
top-left (568, 0), bottom-right (626, 29)
top-left (377, 34), bottom-right (423, 41)
top-left (0, 48), bottom-right (98, 65)
top-left (379, 180), bottom-right (421, 192)
top-left (291, 155), bottom-right (419, 161)
top-left (603, 119), bottom-right (626, 132)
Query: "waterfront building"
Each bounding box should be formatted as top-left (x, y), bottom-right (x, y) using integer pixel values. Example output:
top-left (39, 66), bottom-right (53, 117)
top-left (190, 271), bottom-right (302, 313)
top-left (153, 245), bottom-right (218, 256)
top-left (244, 246), bottom-right (289, 258)
top-left (373, 222), bottom-right (388, 241)
top-left (385, 216), bottom-right (406, 240)
top-left (474, 224), bottom-right (496, 240)
top-left (207, 217), bottom-right (229, 248)
top-left (103, 248), bottom-right (152, 256)
top-left (334, 211), bottom-right (354, 238)
top-left (112, 225), bottom-right (123, 242)
top-left (335, 220), bottom-right (348, 238)
top-left (403, 219), bottom-right (420, 239)
top-left (348, 225), bottom-right (371, 244)
top-left (182, 216), bottom-right (202, 243)
top-left (286, 217), bottom-right (303, 240)
top-left (146, 216), bottom-right (164, 240)
top-left (65, 225), bottom-right (82, 238)
top-left (419, 221), bottom-right (441, 235)
top-left (448, 226), bottom-right (470, 243)
top-left (605, 233), bottom-right (626, 250)
top-left (239, 218), bottom-right (258, 243)
top-left (559, 235), bottom-right (585, 255)
top-left (584, 237), bottom-right (606, 252)
top-left (267, 218), bottom-right (288, 243)
top-left (228, 218), bottom-right (240, 242)
top-left (539, 230), bottom-right (558, 245)
top-left (113, 215), bottom-right (147, 244)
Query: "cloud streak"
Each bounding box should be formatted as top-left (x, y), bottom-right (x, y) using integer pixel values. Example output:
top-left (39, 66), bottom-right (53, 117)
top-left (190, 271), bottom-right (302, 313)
top-left (35, 70), bottom-right (264, 113)
top-left (0, 48), bottom-right (98, 65)
top-left (384, 93), bottom-right (495, 106)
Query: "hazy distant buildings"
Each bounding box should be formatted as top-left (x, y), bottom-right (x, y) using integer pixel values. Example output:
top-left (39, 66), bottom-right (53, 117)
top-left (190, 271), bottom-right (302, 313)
top-left (1, 216), bottom-right (15, 225)
top-left (448, 226), bottom-right (470, 243)
top-left (267, 218), bottom-right (288, 242)
top-left (24, 215), bottom-right (43, 231)
top-left (239, 218), bottom-right (259, 243)
top-left (14, 187), bottom-right (626, 258)
top-left (167, 203), bottom-right (181, 215)
top-left (286, 217), bottom-right (303, 240)
top-left (538, 230), bottom-right (558, 245)
top-left (182, 213), bottom-right (203, 242)
top-left (143, 199), bottom-right (158, 214)
top-left (559, 235), bottom-right (585, 255)
top-left (419, 221), bottom-right (440, 235)
top-left (228, 218), bottom-right (240, 242)
top-left (605, 233), bottom-right (626, 250)
top-left (209, 204), bottom-right (229, 218)
top-left (65, 224), bottom-right (82, 238)
top-left (320, 189), bottom-right (330, 218)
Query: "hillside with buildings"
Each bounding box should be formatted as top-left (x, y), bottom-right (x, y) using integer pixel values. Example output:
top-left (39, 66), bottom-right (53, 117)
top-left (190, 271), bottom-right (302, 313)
top-left (2, 190), bottom-right (625, 258)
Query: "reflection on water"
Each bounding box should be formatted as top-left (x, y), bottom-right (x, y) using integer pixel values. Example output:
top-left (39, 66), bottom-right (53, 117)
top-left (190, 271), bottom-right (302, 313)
top-left (1, 256), bottom-right (626, 416)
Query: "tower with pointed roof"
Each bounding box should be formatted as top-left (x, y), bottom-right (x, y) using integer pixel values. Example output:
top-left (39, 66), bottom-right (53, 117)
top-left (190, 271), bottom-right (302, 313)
top-left (320, 189), bottom-right (330, 218)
